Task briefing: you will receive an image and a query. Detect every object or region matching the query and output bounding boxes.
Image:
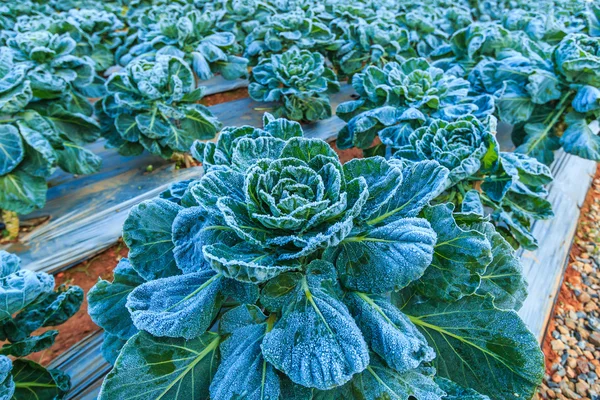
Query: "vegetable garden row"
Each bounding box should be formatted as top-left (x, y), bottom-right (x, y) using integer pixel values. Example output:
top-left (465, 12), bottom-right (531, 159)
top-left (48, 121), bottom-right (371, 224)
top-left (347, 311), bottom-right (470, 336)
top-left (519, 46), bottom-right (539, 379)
top-left (0, 0), bottom-right (599, 399)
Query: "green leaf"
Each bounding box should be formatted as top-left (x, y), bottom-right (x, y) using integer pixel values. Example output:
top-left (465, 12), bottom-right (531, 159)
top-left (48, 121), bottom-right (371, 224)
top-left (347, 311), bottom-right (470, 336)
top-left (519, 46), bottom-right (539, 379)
top-left (497, 81), bottom-right (535, 125)
top-left (0, 330), bottom-right (57, 357)
top-left (46, 109), bottom-right (101, 145)
top-left (475, 222), bottom-right (528, 311)
top-left (203, 242), bottom-right (300, 284)
top-left (560, 112), bottom-right (600, 161)
top-left (0, 270), bottom-right (53, 321)
top-left (88, 258), bottom-right (144, 339)
top-left (526, 70), bottom-right (561, 105)
top-left (0, 82), bottom-right (32, 115)
top-left (0, 169), bottom-right (47, 214)
top-left (397, 293), bottom-right (544, 400)
top-left (12, 359), bottom-right (70, 400)
top-left (16, 120), bottom-right (57, 178)
top-left (123, 199), bottom-right (182, 280)
top-left (126, 271), bottom-right (223, 339)
top-left (342, 157), bottom-right (403, 222)
top-left (10, 285), bottom-right (83, 339)
top-left (0, 356), bottom-right (14, 399)
top-left (55, 142), bottom-right (102, 175)
top-left (210, 305), bottom-right (280, 400)
top-left (261, 260), bottom-right (369, 390)
top-left (351, 356), bottom-right (444, 400)
top-left (0, 251), bottom-right (20, 278)
top-left (0, 124), bottom-right (24, 176)
top-left (99, 331), bottom-right (220, 400)
top-left (345, 293), bottom-right (434, 373)
top-left (326, 217), bottom-right (436, 294)
top-left (434, 377), bottom-right (490, 399)
top-left (515, 122), bottom-right (560, 165)
top-left (365, 161), bottom-right (449, 225)
top-left (414, 204), bottom-right (492, 302)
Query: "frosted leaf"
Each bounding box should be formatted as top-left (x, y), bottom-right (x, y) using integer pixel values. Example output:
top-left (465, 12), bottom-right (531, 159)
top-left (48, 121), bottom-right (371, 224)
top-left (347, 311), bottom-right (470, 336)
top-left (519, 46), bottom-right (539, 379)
top-left (326, 217), bottom-right (436, 294)
top-left (345, 293), bottom-right (435, 373)
top-left (365, 160), bottom-right (449, 224)
top-left (122, 198), bottom-right (182, 280)
top-left (351, 355), bottom-right (445, 400)
top-left (396, 292), bottom-right (544, 399)
top-left (99, 331), bottom-right (220, 400)
top-left (0, 269), bottom-right (54, 322)
top-left (0, 251), bottom-right (20, 278)
top-left (0, 355), bottom-right (14, 399)
top-left (261, 260), bottom-right (369, 390)
top-left (435, 377), bottom-right (491, 399)
top-left (472, 221), bottom-right (528, 311)
top-left (343, 157), bottom-right (403, 222)
top-left (88, 258), bottom-right (144, 339)
top-left (203, 242), bottom-right (300, 283)
top-left (414, 204), bottom-right (492, 302)
top-left (172, 206), bottom-right (234, 274)
top-left (210, 305), bottom-right (280, 400)
top-left (126, 270), bottom-right (223, 339)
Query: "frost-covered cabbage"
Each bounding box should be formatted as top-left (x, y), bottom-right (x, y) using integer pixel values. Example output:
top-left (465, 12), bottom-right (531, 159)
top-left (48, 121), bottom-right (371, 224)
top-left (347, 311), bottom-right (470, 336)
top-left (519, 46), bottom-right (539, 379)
top-left (249, 47), bottom-right (340, 122)
top-left (336, 57), bottom-right (494, 155)
top-left (394, 115), bottom-right (554, 250)
top-left (244, 9), bottom-right (338, 64)
top-left (0, 250), bottom-right (83, 399)
top-left (117, 5), bottom-right (248, 81)
top-left (98, 55), bottom-right (222, 158)
top-left (89, 114), bottom-right (544, 400)
top-left (0, 43), bottom-right (101, 216)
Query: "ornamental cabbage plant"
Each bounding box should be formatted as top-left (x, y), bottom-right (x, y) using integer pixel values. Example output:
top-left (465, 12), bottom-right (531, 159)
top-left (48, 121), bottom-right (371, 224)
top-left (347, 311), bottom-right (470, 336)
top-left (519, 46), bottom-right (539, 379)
top-left (98, 55), bottom-right (222, 158)
top-left (330, 19), bottom-right (413, 78)
top-left (336, 57), bottom-right (494, 155)
top-left (393, 115), bottom-right (554, 250)
top-left (249, 47), bottom-right (340, 122)
top-left (0, 250), bottom-right (83, 399)
top-left (88, 114), bottom-right (544, 400)
top-left (244, 9), bottom-right (338, 65)
top-left (0, 45), bottom-right (101, 218)
top-left (118, 6), bottom-right (248, 81)
top-left (5, 30), bottom-right (96, 100)
top-left (464, 29), bottom-right (600, 164)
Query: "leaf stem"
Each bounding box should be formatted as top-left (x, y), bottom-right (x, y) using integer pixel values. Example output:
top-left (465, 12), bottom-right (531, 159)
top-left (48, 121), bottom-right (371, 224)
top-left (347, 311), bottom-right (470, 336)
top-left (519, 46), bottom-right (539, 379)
top-left (524, 90), bottom-right (574, 156)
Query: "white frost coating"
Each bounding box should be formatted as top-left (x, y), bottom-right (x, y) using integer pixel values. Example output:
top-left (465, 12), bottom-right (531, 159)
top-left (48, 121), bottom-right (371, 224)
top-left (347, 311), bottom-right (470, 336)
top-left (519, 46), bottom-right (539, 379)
top-left (328, 217), bottom-right (436, 294)
top-left (347, 293), bottom-right (435, 373)
top-left (126, 270), bottom-right (222, 339)
top-left (0, 269), bottom-right (54, 321)
top-left (261, 261), bottom-right (369, 390)
top-left (211, 308), bottom-right (280, 400)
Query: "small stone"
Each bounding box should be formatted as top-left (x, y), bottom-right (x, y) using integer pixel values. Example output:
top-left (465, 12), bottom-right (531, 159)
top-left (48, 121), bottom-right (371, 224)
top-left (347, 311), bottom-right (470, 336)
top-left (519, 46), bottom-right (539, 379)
top-left (553, 372), bottom-right (564, 383)
top-left (589, 332), bottom-right (600, 347)
top-left (576, 380), bottom-right (590, 396)
top-left (577, 358), bottom-right (591, 374)
top-left (553, 339), bottom-right (567, 352)
top-left (585, 302), bottom-right (598, 312)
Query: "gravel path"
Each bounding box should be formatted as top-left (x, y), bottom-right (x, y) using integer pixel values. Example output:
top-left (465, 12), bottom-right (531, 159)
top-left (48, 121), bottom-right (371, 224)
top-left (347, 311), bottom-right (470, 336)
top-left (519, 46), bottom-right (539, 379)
top-left (539, 168), bottom-right (600, 400)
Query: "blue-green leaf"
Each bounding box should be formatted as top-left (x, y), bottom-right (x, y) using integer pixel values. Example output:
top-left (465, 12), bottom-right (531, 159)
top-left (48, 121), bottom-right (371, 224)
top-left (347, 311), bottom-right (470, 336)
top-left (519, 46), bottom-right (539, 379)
top-left (261, 260), bottom-right (369, 390)
top-left (99, 331), bottom-right (220, 400)
top-left (326, 217), bottom-right (436, 294)
top-left (397, 293), bottom-right (544, 400)
top-left (123, 199), bottom-right (182, 280)
top-left (88, 258), bottom-right (145, 339)
top-left (126, 271), bottom-right (223, 339)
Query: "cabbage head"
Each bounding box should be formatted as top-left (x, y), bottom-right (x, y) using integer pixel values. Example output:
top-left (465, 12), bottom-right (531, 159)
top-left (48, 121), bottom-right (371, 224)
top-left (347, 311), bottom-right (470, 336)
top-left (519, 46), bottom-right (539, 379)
top-left (89, 114), bottom-right (544, 400)
top-left (99, 55), bottom-right (222, 158)
top-left (249, 47), bottom-right (340, 122)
